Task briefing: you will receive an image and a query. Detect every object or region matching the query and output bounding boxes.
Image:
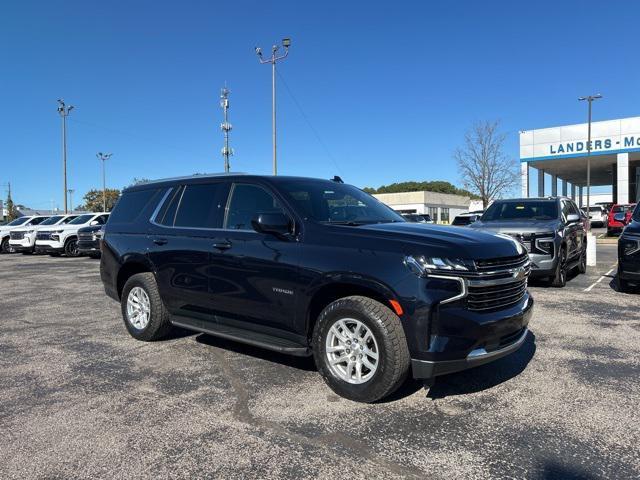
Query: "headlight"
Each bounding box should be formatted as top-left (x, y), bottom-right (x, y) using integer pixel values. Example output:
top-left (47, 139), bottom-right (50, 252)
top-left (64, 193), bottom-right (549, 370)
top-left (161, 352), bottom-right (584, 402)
top-left (53, 229), bottom-right (65, 234)
top-left (620, 234), bottom-right (640, 256)
top-left (25, 230), bottom-right (35, 234)
top-left (404, 255), bottom-right (474, 277)
top-left (533, 232), bottom-right (555, 255)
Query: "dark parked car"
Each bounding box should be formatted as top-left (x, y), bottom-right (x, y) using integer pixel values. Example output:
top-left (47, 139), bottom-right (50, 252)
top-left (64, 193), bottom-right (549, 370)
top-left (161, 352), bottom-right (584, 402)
top-left (77, 224), bottom-right (105, 258)
top-left (471, 197), bottom-right (586, 287)
top-left (617, 204), bottom-right (640, 292)
top-left (100, 174), bottom-right (533, 402)
top-left (401, 213), bottom-right (433, 223)
top-left (452, 213), bottom-right (481, 226)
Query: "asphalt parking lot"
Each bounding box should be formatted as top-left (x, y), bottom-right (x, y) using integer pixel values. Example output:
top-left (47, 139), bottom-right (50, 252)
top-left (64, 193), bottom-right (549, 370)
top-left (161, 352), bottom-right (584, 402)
top-left (0, 246), bottom-right (638, 479)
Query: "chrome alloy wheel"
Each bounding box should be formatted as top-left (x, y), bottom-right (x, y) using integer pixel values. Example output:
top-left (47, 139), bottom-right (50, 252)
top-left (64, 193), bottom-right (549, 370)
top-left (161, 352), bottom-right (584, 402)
top-left (325, 318), bottom-right (379, 384)
top-left (126, 287), bottom-right (151, 330)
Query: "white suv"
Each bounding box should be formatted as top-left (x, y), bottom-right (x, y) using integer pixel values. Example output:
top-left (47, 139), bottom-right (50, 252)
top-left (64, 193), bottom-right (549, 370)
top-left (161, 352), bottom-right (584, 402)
top-left (1, 216), bottom-right (48, 253)
top-left (35, 212), bottom-right (110, 257)
top-left (9, 214), bottom-right (78, 254)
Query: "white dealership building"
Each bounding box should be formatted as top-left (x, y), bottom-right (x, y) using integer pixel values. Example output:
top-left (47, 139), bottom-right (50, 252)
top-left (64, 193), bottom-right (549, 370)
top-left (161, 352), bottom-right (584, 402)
top-left (520, 116), bottom-right (640, 205)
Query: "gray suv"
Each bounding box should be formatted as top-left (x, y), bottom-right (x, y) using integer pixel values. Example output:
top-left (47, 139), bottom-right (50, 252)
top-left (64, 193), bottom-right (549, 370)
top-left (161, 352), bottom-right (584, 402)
top-left (470, 197), bottom-right (586, 287)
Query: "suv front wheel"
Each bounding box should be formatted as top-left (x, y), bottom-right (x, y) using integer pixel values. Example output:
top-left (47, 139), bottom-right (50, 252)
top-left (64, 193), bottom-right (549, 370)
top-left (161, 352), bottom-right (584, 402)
top-left (121, 272), bottom-right (173, 341)
top-left (312, 296), bottom-right (410, 403)
top-left (551, 246), bottom-right (568, 287)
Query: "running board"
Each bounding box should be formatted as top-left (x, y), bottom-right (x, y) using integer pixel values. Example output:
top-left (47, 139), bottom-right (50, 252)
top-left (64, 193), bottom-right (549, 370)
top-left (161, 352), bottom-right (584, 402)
top-left (171, 316), bottom-right (312, 357)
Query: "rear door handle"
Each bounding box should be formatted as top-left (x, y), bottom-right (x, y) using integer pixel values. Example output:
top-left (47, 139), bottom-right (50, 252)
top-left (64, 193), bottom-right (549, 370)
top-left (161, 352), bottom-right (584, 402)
top-left (153, 238), bottom-right (168, 246)
top-left (212, 240), bottom-right (232, 250)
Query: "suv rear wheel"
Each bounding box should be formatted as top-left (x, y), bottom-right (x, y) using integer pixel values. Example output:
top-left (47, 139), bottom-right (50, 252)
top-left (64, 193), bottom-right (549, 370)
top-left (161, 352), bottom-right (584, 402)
top-left (121, 272), bottom-right (173, 341)
top-left (312, 296), bottom-right (410, 403)
top-left (577, 245), bottom-right (587, 274)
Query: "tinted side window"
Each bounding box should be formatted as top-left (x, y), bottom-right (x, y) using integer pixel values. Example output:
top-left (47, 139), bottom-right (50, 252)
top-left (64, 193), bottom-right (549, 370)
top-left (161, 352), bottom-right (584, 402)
top-left (109, 189), bottom-right (160, 224)
top-left (95, 214), bottom-right (110, 225)
top-left (156, 187), bottom-right (182, 226)
top-left (174, 182), bottom-right (230, 229)
top-left (225, 184), bottom-right (285, 231)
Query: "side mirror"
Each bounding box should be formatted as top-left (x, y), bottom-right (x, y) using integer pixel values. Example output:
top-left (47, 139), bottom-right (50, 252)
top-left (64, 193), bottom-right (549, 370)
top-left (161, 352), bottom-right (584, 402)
top-left (614, 213), bottom-right (627, 224)
top-left (251, 213), bottom-right (292, 236)
top-left (90, 220), bottom-right (99, 226)
top-left (566, 213), bottom-right (580, 223)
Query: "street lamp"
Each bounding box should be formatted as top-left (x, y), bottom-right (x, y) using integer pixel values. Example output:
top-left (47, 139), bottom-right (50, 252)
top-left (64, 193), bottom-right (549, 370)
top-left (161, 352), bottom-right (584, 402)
top-left (57, 99), bottom-right (74, 214)
top-left (255, 37), bottom-right (291, 175)
top-left (96, 152), bottom-right (112, 212)
top-left (578, 94), bottom-right (602, 232)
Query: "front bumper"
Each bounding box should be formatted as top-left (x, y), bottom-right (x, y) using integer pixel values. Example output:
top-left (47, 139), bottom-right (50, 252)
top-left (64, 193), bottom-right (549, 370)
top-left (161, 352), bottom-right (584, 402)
top-left (35, 243), bottom-right (64, 254)
top-left (412, 327), bottom-right (530, 378)
top-left (528, 251), bottom-right (557, 277)
top-left (77, 240), bottom-right (100, 254)
top-left (9, 239), bottom-right (35, 252)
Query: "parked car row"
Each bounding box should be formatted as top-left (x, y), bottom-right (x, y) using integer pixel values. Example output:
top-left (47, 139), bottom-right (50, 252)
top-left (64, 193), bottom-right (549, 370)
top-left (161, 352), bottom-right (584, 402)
top-left (0, 212), bottom-right (108, 257)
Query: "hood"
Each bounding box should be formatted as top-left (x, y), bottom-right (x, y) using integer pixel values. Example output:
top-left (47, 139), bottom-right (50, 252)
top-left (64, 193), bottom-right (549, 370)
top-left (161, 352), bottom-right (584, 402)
top-left (78, 225), bottom-right (102, 234)
top-left (623, 219), bottom-right (640, 235)
top-left (339, 222), bottom-right (524, 260)
top-left (470, 218), bottom-right (560, 234)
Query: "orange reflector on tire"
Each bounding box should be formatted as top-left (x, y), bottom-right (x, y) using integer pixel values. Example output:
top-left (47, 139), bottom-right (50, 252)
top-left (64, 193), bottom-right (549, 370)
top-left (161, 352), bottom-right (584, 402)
top-left (389, 300), bottom-right (403, 316)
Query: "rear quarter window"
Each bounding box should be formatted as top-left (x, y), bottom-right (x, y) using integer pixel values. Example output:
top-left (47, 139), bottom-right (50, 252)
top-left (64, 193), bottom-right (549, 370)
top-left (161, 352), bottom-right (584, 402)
top-left (109, 189), bottom-right (162, 224)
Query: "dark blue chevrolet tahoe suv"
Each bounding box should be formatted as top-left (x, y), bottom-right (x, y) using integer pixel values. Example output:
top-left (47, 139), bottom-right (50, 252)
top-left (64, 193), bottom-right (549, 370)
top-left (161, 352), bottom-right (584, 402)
top-left (100, 174), bottom-right (534, 402)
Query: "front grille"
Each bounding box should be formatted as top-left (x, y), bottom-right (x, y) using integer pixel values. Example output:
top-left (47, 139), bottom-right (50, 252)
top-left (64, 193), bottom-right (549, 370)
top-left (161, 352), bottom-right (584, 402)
top-left (78, 232), bottom-right (93, 241)
top-left (467, 279), bottom-right (528, 312)
top-left (10, 231), bottom-right (24, 240)
top-left (37, 231), bottom-right (52, 241)
top-left (475, 253), bottom-right (529, 273)
top-left (465, 253), bottom-right (530, 312)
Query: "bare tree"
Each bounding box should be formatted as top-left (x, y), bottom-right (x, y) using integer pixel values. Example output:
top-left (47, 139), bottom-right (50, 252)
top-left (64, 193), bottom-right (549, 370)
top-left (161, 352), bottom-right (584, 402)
top-left (454, 120), bottom-right (519, 207)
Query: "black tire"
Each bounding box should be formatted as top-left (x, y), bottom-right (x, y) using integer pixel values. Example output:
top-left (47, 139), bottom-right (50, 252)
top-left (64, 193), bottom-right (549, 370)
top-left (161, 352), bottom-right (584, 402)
top-left (312, 295), bottom-right (410, 403)
top-left (64, 238), bottom-right (80, 257)
top-left (120, 272), bottom-right (173, 341)
top-left (550, 247), bottom-right (567, 288)
top-left (618, 274), bottom-right (632, 293)
top-left (0, 237), bottom-right (9, 254)
top-left (577, 246), bottom-right (587, 274)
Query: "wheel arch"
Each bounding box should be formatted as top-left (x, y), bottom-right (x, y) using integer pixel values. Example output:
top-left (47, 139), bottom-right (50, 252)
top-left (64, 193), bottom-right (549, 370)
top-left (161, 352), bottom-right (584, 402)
top-left (116, 256), bottom-right (155, 300)
top-left (305, 276), bottom-right (400, 340)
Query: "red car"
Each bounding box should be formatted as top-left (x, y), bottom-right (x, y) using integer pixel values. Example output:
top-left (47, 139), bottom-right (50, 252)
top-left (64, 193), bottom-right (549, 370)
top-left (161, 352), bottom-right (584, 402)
top-left (607, 203), bottom-right (636, 236)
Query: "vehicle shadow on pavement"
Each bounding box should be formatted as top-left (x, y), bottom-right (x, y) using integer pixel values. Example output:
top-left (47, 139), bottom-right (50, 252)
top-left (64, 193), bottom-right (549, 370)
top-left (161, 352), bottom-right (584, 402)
top-left (541, 461), bottom-right (600, 480)
top-left (194, 333), bottom-right (317, 371)
top-left (425, 331), bottom-right (537, 400)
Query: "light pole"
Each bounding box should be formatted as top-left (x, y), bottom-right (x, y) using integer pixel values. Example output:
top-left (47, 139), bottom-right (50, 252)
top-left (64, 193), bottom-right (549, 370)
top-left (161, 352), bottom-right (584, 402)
top-left (67, 189), bottom-right (75, 213)
top-left (578, 94), bottom-right (602, 232)
top-left (220, 87), bottom-right (233, 173)
top-left (57, 99), bottom-right (74, 214)
top-left (255, 37), bottom-right (291, 175)
top-left (97, 152), bottom-right (112, 212)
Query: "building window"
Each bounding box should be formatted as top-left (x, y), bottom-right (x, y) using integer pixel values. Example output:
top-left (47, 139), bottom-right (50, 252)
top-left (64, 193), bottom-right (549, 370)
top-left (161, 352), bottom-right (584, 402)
top-left (427, 207), bottom-right (438, 222)
top-left (440, 208), bottom-right (450, 223)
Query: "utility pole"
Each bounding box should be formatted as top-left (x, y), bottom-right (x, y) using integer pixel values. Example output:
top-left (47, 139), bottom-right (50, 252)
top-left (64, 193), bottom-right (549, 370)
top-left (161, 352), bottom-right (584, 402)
top-left (67, 189), bottom-right (75, 213)
top-left (97, 152), bottom-right (112, 212)
top-left (578, 94), bottom-right (602, 232)
top-left (220, 86), bottom-right (233, 173)
top-left (57, 99), bottom-right (74, 214)
top-left (255, 37), bottom-right (291, 175)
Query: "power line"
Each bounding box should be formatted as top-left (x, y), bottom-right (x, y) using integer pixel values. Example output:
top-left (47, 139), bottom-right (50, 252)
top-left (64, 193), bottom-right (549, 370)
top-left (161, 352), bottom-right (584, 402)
top-left (275, 69), bottom-right (344, 176)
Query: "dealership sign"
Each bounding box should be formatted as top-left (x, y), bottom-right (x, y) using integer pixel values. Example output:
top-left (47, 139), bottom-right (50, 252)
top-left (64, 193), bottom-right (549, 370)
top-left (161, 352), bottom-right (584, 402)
top-left (520, 116), bottom-right (640, 162)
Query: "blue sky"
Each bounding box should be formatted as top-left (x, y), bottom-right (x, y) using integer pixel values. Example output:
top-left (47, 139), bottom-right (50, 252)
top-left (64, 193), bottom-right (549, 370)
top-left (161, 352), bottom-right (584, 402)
top-left (1, 0), bottom-right (638, 209)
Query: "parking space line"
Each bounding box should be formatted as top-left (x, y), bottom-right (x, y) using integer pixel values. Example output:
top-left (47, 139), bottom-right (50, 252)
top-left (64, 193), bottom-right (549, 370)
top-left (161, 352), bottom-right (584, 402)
top-left (584, 265), bottom-right (617, 292)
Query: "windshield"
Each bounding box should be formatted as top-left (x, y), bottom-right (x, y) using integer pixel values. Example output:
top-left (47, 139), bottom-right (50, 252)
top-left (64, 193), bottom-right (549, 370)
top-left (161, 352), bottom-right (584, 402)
top-left (60, 215), bottom-right (78, 224)
top-left (633, 204), bottom-right (640, 222)
top-left (39, 215), bottom-right (64, 226)
top-left (68, 214), bottom-right (94, 225)
top-left (6, 217), bottom-right (30, 226)
top-left (482, 201), bottom-right (558, 221)
top-left (278, 180), bottom-right (404, 224)
top-left (613, 205), bottom-right (633, 213)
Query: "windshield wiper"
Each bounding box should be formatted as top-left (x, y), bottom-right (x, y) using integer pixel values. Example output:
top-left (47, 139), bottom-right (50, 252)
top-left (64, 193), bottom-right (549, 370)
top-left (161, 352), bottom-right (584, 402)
top-left (322, 220), bottom-right (367, 226)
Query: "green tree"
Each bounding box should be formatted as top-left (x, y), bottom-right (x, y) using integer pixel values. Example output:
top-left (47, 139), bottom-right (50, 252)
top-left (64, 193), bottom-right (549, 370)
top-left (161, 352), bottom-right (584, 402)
top-left (363, 180), bottom-right (479, 199)
top-left (80, 188), bottom-right (121, 212)
top-left (5, 191), bottom-right (18, 221)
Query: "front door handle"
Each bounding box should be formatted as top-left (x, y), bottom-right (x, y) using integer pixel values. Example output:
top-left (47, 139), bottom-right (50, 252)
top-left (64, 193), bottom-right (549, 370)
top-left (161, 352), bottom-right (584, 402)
top-left (212, 240), bottom-right (232, 251)
top-left (153, 238), bottom-right (168, 246)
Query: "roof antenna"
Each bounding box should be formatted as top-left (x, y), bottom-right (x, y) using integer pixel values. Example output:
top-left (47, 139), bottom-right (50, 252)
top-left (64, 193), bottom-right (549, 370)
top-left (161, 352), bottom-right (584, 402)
top-left (331, 175), bottom-right (344, 183)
